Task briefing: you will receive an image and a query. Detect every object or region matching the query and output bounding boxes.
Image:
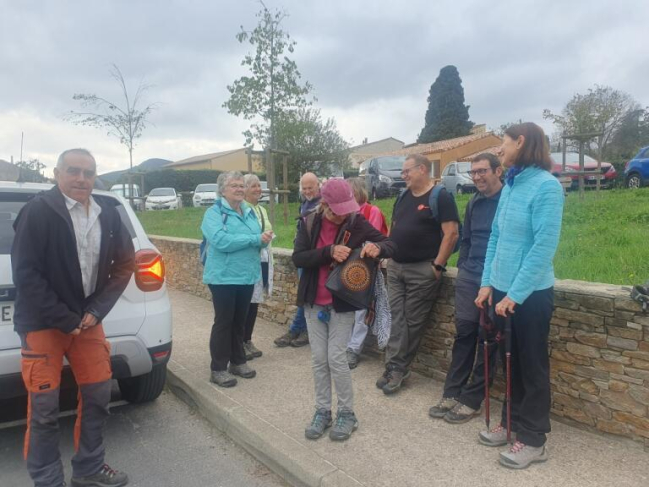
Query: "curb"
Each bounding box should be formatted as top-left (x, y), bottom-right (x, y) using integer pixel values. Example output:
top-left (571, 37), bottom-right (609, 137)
top-left (166, 364), bottom-right (364, 487)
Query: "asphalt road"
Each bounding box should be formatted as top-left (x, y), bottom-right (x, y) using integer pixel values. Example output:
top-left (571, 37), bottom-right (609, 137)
top-left (0, 386), bottom-right (288, 487)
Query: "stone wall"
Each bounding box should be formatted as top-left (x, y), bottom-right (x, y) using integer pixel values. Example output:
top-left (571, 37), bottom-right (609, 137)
top-left (150, 236), bottom-right (649, 448)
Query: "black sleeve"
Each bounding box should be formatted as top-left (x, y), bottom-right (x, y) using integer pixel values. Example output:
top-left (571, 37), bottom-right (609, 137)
top-left (437, 190), bottom-right (460, 223)
top-left (85, 210), bottom-right (135, 321)
top-left (356, 216), bottom-right (397, 259)
top-left (456, 196), bottom-right (474, 269)
top-left (292, 218), bottom-right (333, 269)
top-left (11, 202), bottom-right (80, 333)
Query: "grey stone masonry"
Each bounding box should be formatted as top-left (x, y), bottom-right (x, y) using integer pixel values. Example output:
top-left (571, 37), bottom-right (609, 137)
top-left (150, 236), bottom-right (649, 449)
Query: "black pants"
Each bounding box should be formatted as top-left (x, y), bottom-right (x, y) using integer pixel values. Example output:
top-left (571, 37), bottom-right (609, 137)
top-left (208, 284), bottom-right (254, 371)
top-left (443, 276), bottom-right (498, 410)
top-left (244, 303), bottom-right (259, 342)
top-left (494, 287), bottom-right (553, 447)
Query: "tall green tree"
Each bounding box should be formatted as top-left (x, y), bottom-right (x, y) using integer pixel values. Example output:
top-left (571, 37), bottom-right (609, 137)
top-left (223, 1), bottom-right (313, 150)
top-left (543, 85), bottom-right (641, 159)
top-left (417, 65), bottom-right (473, 143)
top-left (273, 108), bottom-right (350, 181)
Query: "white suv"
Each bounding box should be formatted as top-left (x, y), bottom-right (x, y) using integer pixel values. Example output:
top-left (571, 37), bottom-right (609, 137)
top-left (0, 182), bottom-right (172, 403)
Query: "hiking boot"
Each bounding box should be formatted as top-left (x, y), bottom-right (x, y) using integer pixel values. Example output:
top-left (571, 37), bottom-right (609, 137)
top-left (244, 341), bottom-right (263, 359)
top-left (305, 409), bottom-right (332, 440)
top-left (275, 331), bottom-right (299, 347)
top-left (228, 363), bottom-right (256, 379)
top-left (329, 410), bottom-right (359, 441)
top-left (347, 350), bottom-right (360, 370)
top-left (499, 441), bottom-right (548, 469)
top-left (376, 367), bottom-right (392, 389)
top-left (291, 330), bottom-right (309, 347)
top-left (444, 402), bottom-right (480, 424)
top-left (428, 397), bottom-right (458, 419)
top-left (479, 425), bottom-right (515, 447)
top-left (210, 370), bottom-right (237, 388)
top-left (382, 369), bottom-right (411, 395)
top-left (71, 464), bottom-right (128, 487)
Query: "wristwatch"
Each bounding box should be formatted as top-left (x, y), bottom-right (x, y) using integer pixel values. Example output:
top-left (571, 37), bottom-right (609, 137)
top-left (433, 263), bottom-right (447, 273)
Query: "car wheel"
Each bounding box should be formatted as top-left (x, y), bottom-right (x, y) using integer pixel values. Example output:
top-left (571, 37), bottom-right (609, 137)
top-left (627, 174), bottom-right (642, 189)
top-left (456, 185), bottom-right (464, 195)
top-left (118, 364), bottom-right (167, 403)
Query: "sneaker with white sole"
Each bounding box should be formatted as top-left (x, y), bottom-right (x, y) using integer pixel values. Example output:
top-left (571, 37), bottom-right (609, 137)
top-left (499, 441), bottom-right (548, 469)
top-left (479, 425), bottom-right (516, 447)
top-left (444, 402), bottom-right (480, 424)
top-left (429, 397), bottom-right (458, 418)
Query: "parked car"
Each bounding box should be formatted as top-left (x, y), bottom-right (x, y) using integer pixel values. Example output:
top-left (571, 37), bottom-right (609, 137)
top-left (359, 156), bottom-right (408, 199)
top-left (550, 152), bottom-right (617, 189)
top-left (145, 187), bottom-right (182, 211)
top-left (110, 183), bottom-right (145, 211)
top-left (0, 182), bottom-right (172, 403)
top-left (192, 183), bottom-right (218, 207)
top-left (441, 161), bottom-right (475, 195)
top-left (624, 146), bottom-right (649, 189)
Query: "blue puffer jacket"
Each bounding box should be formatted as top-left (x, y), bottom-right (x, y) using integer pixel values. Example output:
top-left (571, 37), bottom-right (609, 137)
top-left (481, 167), bottom-right (564, 304)
top-left (201, 199), bottom-right (265, 285)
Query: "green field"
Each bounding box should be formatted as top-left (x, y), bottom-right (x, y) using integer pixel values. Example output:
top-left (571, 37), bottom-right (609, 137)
top-left (138, 188), bottom-right (649, 286)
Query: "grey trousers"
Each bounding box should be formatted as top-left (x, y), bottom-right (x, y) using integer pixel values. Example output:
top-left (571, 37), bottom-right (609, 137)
top-left (347, 309), bottom-right (368, 354)
top-left (304, 305), bottom-right (355, 412)
top-left (385, 260), bottom-right (441, 371)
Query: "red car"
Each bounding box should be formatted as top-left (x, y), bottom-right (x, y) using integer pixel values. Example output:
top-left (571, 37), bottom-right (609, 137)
top-left (550, 152), bottom-right (617, 189)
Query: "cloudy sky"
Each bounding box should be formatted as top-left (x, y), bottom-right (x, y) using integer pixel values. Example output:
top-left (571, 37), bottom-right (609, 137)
top-left (1, 0), bottom-right (647, 176)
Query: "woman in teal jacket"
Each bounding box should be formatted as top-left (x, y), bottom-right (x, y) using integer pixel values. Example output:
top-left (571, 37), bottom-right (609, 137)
top-left (201, 171), bottom-right (273, 388)
top-left (475, 123), bottom-right (564, 469)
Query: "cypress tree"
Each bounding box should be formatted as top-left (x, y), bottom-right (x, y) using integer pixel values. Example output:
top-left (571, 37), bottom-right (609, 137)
top-left (417, 65), bottom-right (473, 143)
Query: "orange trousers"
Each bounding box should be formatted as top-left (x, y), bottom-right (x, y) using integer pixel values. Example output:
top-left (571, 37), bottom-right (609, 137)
top-left (21, 325), bottom-right (112, 486)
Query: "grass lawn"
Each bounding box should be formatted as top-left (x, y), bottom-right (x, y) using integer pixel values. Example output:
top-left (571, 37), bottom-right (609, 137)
top-left (138, 188), bottom-right (649, 286)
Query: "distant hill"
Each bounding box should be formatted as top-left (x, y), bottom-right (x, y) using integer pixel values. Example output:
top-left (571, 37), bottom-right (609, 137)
top-left (99, 158), bottom-right (172, 186)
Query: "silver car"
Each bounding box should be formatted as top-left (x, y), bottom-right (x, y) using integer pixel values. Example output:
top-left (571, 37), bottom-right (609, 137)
top-left (441, 162), bottom-right (475, 195)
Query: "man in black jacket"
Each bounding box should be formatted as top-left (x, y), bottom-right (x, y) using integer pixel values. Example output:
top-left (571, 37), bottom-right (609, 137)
top-left (429, 153), bottom-right (503, 423)
top-left (12, 148), bottom-right (135, 487)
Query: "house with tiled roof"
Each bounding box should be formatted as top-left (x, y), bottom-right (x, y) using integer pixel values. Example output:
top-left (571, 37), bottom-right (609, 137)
top-left (166, 148), bottom-right (263, 172)
top-left (348, 137), bottom-right (405, 168)
top-left (378, 131), bottom-right (502, 178)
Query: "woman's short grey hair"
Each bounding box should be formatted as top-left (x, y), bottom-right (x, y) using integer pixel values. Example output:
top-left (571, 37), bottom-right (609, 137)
top-left (243, 173), bottom-right (260, 189)
top-left (217, 171), bottom-right (244, 197)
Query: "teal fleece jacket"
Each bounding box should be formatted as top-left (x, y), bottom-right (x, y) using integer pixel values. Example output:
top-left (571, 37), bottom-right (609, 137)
top-left (201, 199), bottom-right (266, 285)
top-left (481, 167), bottom-right (564, 304)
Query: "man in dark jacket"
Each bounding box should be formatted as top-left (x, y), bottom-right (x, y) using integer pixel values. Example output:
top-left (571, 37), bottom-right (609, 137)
top-left (274, 172), bottom-right (321, 348)
top-left (12, 148), bottom-right (135, 487)
top-left (429, 153), bottom-right (503, 423)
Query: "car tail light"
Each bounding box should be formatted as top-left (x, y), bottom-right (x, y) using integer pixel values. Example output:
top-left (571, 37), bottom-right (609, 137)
top-left (135, 249), bottom-right (165, 292)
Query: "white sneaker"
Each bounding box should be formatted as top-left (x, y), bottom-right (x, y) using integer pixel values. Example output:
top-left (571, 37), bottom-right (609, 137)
top-left (499, 441), bottom-right (548, 469)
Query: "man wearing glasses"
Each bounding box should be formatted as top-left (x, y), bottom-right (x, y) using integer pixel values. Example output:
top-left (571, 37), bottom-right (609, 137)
top-left (429, 153), bottom-right (503, 423)
top-left (377, 154), bottom-right (460, 394)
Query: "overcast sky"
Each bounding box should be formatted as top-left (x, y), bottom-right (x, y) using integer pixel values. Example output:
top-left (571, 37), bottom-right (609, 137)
top-left (1, 0), bottom-right (647, 176)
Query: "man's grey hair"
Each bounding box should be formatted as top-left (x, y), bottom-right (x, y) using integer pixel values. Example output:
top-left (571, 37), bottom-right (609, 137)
top-left (217, 171), bottom-right (244, 197)
top-left (243, 173), bottom-right (260, 189)
top-left (56, 148), bottom-right (96, 169)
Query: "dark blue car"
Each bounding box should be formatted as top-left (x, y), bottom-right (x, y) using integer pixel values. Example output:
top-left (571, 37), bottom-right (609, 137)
top-left (625, 146), bottom-right (649, 188)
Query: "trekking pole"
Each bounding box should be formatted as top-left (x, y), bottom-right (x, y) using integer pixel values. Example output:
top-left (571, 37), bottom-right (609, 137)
top-left (480, 309), bottom-right (490, 429)
top-left (504, 313), bottom-right (513, 445)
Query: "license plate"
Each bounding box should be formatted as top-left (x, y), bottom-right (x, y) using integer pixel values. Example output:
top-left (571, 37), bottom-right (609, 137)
top-left (587, 175), bottom-right (601, 180)
top-left (0, 303), bottom-right (14, 324)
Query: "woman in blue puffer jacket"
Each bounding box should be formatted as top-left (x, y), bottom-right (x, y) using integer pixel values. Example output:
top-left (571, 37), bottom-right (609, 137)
top-left (475, 122), bottom-right (564, 469)
top-left (201, 171), bottom-right (273, 388)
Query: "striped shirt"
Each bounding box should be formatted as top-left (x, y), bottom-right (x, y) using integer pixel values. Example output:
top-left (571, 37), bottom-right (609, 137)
top-left (63, 194), bottom-right (103, 298)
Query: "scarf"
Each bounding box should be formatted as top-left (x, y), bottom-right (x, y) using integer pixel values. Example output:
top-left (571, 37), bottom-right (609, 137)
top-left (505, 166), bottom-right (524, 186)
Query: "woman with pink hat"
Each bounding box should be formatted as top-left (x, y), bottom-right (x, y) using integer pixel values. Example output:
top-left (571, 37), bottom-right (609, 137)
top-left (293, 178), bottom-right (397, 442)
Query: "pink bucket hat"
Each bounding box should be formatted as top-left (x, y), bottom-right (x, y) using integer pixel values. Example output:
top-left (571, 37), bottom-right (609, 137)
top-left (321, 179), bottom-right (360, 215)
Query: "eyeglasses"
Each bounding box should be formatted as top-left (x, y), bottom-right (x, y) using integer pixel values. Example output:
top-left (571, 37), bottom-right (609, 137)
top-left (467, 168), bottom-right (491, 178)
top-left (401, 164), bottom-right (423, 177)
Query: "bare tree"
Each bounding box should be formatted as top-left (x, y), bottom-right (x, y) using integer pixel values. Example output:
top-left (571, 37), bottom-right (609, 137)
top-left (66, 64), bottom-right (158, 173)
